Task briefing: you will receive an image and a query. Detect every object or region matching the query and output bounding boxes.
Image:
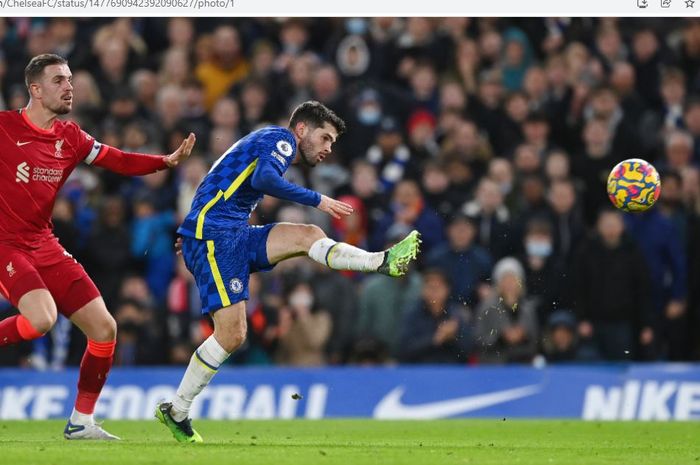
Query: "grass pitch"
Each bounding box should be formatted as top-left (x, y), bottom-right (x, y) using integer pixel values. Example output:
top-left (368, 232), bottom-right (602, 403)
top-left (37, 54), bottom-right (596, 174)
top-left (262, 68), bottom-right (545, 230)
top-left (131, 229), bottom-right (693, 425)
top-left (1, 419), bottom-right (698, 465)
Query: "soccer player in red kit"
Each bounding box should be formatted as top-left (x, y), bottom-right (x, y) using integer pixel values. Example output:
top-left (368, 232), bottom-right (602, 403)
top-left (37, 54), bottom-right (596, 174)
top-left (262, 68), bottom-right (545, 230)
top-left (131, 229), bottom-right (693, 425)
top-left (0, 54), bottom-right (196, 439)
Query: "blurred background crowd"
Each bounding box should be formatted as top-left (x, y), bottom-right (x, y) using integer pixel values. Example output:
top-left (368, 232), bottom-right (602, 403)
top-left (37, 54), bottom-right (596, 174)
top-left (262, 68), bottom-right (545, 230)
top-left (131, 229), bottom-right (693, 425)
top-left (0, 17), bottom-right (699, 369)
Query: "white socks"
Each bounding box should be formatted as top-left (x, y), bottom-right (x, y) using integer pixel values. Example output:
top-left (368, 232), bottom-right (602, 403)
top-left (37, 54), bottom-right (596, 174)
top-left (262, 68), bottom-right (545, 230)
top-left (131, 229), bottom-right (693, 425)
top-left (170, 335), bottom-right (230, 421)
top-left (70, 408), bottom-right (93, 425)
top-left (308, 237), bottom-right (385, 272)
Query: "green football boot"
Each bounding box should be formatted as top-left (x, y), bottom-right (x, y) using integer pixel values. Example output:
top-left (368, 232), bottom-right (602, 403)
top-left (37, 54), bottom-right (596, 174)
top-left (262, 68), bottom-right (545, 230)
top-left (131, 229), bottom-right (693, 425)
top-left (155, 402), bottom-right (203, 443)
top-left (377, 230), bottom-right (421, 277)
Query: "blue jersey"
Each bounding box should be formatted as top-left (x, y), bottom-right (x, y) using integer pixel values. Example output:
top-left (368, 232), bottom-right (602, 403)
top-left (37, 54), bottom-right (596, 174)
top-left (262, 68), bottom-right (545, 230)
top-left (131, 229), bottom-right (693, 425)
top-left (178, 126), bottom-right (321, 240)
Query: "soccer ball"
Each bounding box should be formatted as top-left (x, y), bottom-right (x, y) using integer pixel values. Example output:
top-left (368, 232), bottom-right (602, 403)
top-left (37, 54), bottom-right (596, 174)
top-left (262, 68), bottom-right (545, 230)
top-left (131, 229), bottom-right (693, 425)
top-left (606, 158), bottom-right (661, 212)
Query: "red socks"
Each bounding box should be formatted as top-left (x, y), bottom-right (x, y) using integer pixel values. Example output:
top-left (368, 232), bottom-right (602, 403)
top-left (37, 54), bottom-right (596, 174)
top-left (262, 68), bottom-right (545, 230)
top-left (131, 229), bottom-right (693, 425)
top-left (0, 315), bottom-right (44, 346)
top-left (75, 339), bottom-right (116, 415)
top-left (1, 316), bottom-right (115, 416)
top-left (1, 316), bottom-right (115, 417)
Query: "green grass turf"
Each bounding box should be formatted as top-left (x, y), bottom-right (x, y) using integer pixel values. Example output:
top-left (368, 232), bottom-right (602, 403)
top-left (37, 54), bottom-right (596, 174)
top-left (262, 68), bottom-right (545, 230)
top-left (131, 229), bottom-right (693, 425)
top-left (1, 419), bottom-right (698, 465)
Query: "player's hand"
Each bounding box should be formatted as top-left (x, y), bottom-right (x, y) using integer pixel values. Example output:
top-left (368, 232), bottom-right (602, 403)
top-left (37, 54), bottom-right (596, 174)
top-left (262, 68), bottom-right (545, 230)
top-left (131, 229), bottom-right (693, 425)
top-left (174, 237), bottom-right (183, 256)
top-left (165, 132), bottom-right (196, 168)
top-left (317, 195), bottom-right (354, 219)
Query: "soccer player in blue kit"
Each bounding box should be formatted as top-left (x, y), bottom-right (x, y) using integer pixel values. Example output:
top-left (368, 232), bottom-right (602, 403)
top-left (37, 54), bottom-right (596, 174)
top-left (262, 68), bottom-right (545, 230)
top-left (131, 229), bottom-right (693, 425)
top-left (156, 101), bottom-right (420, 442)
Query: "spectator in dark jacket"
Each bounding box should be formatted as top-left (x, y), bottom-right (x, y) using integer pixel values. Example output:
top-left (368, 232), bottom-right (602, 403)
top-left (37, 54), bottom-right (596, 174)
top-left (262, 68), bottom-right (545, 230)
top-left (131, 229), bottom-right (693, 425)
top-left (542, 310), bottom-right (585, 363)
top-left (426, 213), bottom-right (492, 307)
top-left (371, 179), bottom-right (445, 255)
top-left (518, 217), bottom-right (572, 324)
top-left (462, 177), bottom-right (516, 259)
top-left (398, 269), bottom-right (471, 364)
top-left (114, 298), bottom-right (165, 365)
top-left (574, 209), bottom-right (655, 360)
top-left (624, 207), bottom-right (688, 360)
top-left (547, 178), bottom-right (586, 267)
top-left (85, 196), bottom-right (133, 309)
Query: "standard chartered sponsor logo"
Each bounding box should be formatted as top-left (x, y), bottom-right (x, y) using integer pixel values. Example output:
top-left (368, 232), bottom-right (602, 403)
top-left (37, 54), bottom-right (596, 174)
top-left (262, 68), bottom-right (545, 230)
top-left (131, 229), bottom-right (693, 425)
top-left (0, 384), bottom-right (328, 419)
top-left (32, 167), bottom-right (63, 183)
top-left (15, 162), bottom-right (29, 183)
top-left (14, 163), bottom-right (63, 183)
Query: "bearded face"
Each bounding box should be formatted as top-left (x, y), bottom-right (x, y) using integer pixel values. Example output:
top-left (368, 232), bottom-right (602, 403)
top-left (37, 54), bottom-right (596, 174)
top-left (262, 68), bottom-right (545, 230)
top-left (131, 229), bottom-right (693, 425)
top-left (33, 63), bottom-right (74, 115)
top-left (296, 122), bottom-right (338, 167)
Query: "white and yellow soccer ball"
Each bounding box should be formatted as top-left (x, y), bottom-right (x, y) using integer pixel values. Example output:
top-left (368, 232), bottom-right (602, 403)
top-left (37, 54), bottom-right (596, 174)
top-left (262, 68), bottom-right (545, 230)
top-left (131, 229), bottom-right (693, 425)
top-left (606, 158), bottom-right (661, 212)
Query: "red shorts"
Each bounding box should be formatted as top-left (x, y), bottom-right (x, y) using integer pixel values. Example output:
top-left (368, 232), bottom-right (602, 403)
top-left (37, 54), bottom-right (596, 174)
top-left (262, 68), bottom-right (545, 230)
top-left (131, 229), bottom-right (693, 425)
top-left (0, 236), bottom-right (100, 317)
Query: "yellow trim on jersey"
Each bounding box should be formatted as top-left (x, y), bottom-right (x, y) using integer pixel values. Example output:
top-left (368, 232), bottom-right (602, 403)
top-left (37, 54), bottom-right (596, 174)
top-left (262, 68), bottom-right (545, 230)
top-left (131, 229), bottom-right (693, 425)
top-left (223, 159), bottom-right (258, 200)
top-left (195, 191), bottom-right (223, 239)
top-left (206, 240), bottom-right (231, 308)
top-left (194, 159), bottom-right (259, 239)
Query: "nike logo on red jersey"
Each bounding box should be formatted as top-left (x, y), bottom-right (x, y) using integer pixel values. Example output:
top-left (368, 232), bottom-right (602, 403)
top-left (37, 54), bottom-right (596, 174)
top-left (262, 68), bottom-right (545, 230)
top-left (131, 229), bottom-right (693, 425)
top-left (16, 141), bottom-right (32, 147)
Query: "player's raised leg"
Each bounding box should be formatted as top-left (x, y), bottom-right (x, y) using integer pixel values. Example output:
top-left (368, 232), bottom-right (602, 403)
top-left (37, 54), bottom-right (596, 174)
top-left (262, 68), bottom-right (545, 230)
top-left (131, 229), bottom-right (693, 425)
top-left (0, 289), bottom-right (56, 346)
top-left (157, 302), bottom-right (244, 443)
top-left (266, 222), bottom-right (421, 276)
top-left (0, 250), bottom-right (62, 346)
top-left (65, 295), bottom-right (119, 440)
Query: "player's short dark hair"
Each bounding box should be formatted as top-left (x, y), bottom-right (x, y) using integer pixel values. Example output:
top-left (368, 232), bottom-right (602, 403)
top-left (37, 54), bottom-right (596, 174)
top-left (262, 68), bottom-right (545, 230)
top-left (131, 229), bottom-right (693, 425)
top-left (289, 100), bottom-right (346, 136)
top-left (25, 54), bottom-right (68, 88)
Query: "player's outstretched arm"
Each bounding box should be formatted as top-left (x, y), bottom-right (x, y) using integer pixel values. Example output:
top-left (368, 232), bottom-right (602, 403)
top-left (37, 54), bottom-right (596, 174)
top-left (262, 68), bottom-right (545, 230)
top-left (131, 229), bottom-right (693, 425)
top-left (90, 133), bottom-right (196, 176)
top-left (316, 195), bottom-right (354, 219)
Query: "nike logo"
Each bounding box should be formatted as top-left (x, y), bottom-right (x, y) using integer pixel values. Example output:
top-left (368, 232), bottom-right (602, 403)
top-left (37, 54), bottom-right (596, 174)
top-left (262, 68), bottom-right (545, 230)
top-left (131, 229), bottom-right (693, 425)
top-left (65, 423), bottom-right (85, 434)
top-left (16, 141), bottom-right (32, 147)
top-left (373, 384), bottom-right (541, 419)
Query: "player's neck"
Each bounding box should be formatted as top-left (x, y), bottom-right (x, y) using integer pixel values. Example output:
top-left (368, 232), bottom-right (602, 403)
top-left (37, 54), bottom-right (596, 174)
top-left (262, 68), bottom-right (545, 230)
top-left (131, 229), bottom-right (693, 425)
top-left (24, 102), bottom-right (58, 131)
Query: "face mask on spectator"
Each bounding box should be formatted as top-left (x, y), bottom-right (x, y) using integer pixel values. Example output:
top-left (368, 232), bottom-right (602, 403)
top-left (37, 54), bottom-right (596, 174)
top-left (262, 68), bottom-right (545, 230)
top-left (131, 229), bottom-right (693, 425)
top-left (526, 240), bottom-right (552, 258)
top-left (499, 181), bottom-right (513, 195)
top-left (346, 18), bottom-right (368, 35)
top-left (358, 105), bottom-right (381, 125)
top-left (289, 291), bottom-right (314, 309)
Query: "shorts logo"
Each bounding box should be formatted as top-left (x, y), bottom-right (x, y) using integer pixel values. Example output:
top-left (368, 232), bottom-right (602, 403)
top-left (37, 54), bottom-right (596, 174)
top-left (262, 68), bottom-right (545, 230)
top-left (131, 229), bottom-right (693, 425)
top-left (55, 139), bottom-right (64, 158)
top-left (276, 140), bottom-right (293, 157)
top-left (6, 262), bottom-right (15, 277)
top-left (230, 278), bottom-right (243, 294)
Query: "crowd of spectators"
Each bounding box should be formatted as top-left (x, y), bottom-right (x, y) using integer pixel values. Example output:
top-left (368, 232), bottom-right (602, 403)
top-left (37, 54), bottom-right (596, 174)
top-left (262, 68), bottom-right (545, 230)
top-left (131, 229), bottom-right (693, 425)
top-left (1, 17), bottom-right (699, 369)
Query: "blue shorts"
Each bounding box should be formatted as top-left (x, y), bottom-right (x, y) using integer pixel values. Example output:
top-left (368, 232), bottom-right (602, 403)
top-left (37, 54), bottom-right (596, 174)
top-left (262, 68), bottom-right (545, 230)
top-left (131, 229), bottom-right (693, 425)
top-left (180, 223), bottom-right (276, 314)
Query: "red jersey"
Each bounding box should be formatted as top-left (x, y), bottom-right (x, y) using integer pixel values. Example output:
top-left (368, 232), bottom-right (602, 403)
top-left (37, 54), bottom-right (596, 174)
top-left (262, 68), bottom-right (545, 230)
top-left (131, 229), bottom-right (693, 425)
top-left (0, 109), bottom-right (105, 249)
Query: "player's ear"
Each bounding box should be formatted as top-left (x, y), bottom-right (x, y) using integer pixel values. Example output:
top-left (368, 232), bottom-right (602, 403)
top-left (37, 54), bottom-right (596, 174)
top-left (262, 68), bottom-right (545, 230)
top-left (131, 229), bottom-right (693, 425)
top-left (28, 82), bottom-right (41, 99)
top-left (293, 121), bottom-right (308, 138)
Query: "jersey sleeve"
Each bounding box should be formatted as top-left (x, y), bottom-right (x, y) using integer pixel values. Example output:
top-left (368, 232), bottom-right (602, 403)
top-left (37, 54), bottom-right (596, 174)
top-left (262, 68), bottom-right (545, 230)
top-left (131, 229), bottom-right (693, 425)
top-left (256, 129), bottom-right (296, 176)
top-left (68, 122), bottom-right (107, 164)
top-left (250, 129), bottom-right (321, 207)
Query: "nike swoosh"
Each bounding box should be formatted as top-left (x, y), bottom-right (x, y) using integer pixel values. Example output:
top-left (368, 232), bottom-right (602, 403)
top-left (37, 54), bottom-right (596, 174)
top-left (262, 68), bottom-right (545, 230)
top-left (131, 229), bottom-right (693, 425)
top-left (66, 425), bottom-right (84, 434)
top-left (16, 141), bottom-right (32, 147)
top-left (373, 384), bottom-right (541, 419)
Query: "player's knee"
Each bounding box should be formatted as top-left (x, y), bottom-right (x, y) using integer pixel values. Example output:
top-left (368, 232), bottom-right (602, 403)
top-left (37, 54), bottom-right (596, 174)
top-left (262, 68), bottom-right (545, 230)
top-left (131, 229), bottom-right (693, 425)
top-left (232, 326), bottom-right (247, 352)
top-left (299, 224), bottom-right (326, 249)
top-left (216, 321), bottom-right (247, 353)
top-left (220, 332), bottom-right (246, 353)
top-left (28, 310), bottom-right (57, 335)
top-left (91, 314), bottom-right (117, 342)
